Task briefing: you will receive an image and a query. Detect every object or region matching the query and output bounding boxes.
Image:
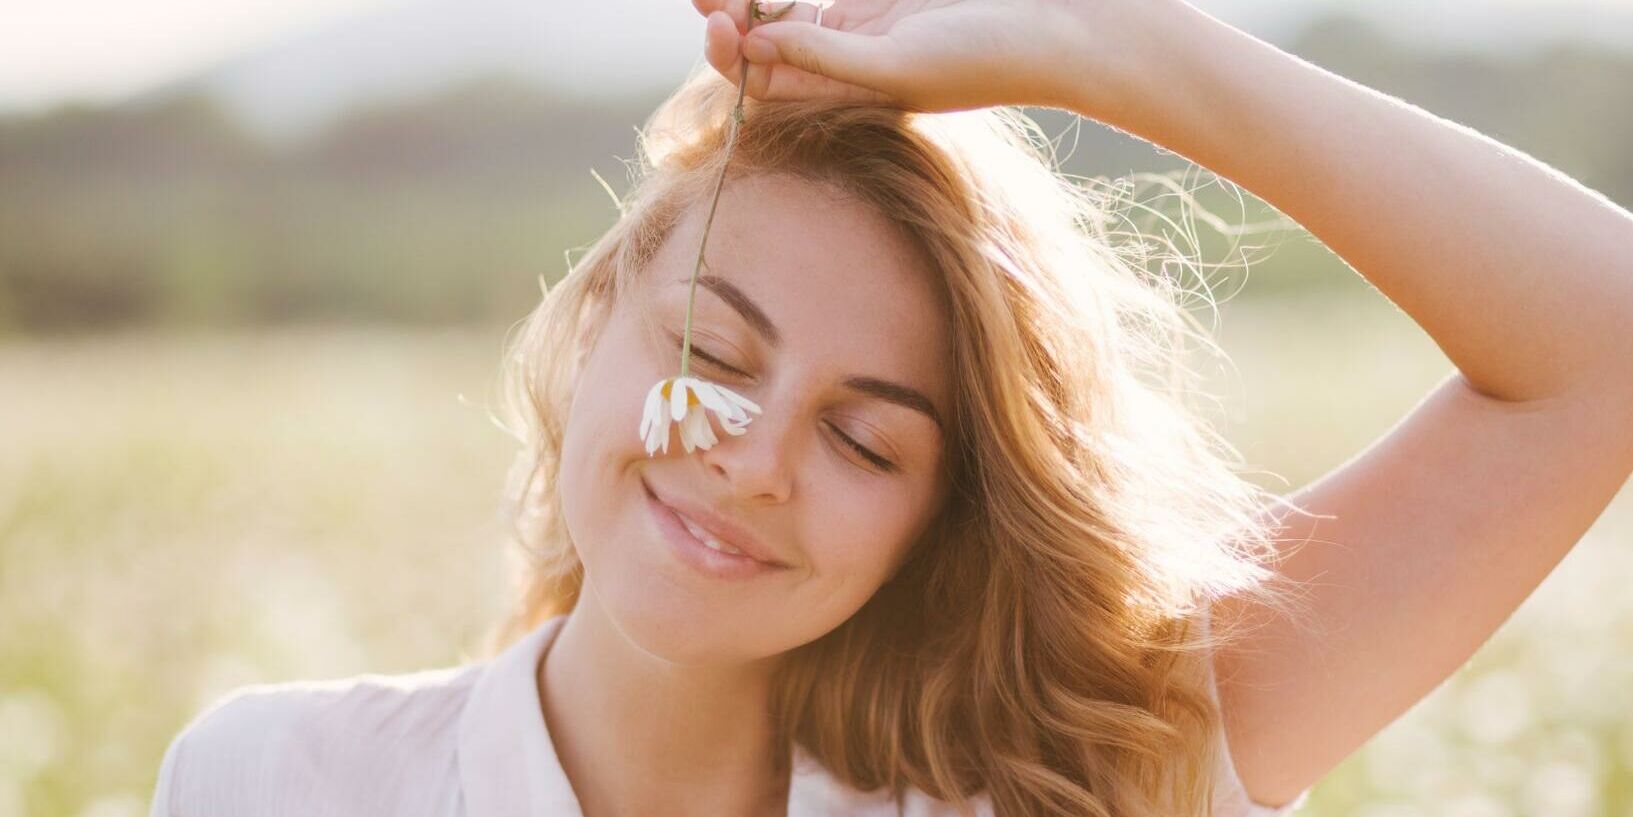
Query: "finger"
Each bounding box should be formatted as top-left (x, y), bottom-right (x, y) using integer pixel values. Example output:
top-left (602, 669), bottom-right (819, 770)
top-left (704, 9), bottom-right (898, 106)
top-left (705, 11), bottom-right (779, 99)
top-left (757, 64), bottom-right (900, 105)
top-left (742, 22), bottom-right (903, 94)
top-left (695, 0), bottom-right (825, 33)
top-left (703, 10), bottom-right (741, 77)
top-left (694, 0), bottom-right (752, 32)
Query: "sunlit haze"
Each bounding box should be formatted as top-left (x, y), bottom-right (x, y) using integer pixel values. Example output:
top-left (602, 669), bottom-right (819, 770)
top-left (1, 0), bottom-right (392, 109)
top-left (3, 0), bottom-right (1631, 117)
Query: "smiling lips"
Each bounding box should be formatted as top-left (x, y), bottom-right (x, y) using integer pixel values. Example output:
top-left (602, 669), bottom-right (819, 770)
top-left (642, 478), bottom-right (789, 569)
top-left (673, 510), bottom-right (749, 557)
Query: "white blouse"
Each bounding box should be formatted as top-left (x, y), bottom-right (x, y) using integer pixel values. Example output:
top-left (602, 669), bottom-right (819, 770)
top-left (149, 614), bottom-right (1312, 816)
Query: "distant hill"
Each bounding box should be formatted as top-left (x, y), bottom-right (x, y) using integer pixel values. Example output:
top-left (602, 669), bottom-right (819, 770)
top-left (132, 0), bottom-right (710, 143)
top-left (123, 0), bottom-right (1633, 143)
top-left (1, 10), bottom-right (1629, 333)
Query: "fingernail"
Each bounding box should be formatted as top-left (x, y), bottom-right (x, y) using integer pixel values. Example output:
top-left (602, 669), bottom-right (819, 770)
top-left (743, 35), bottom-right (779, 63)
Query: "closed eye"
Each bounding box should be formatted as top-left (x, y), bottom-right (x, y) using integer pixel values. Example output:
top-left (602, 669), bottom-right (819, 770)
top-left (825, 421), bottom-right (898, 474)
top-left (669, 332), bottom-right (898, 474)
top-left (671, 333), bottom-right (751, 380)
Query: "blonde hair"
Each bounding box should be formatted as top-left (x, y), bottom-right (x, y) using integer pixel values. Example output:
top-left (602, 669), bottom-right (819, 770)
top-left (484, 66), bottom-right (1307, 817)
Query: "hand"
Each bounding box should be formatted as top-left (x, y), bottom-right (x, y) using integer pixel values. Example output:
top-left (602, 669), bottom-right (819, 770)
top-left (691, 0), bottom-right (1159, 116)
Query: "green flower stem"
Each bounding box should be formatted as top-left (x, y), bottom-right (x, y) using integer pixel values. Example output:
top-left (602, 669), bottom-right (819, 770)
top-left (680, 0), bottom-right (793, 378)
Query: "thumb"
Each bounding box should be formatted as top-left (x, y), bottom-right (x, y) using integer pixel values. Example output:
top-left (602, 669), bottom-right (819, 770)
top-left (743, 23), bottom-right (901, 92)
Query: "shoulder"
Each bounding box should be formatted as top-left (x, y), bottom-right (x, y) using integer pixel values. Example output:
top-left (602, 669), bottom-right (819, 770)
top-left (151, 661), bottom-right (485, 817)
top-left (900, 787), bottom-right (996, 817)
top-left (1197, 604), bottom-right (1313, 816)
top-left (796, 783), bottom-right (994, 817)
top-left (789, 743), bottom-right (995, 817)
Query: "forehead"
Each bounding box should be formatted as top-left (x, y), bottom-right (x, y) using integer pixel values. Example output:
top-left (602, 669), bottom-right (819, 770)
top-left (650, 173), bottom-right (953, 408)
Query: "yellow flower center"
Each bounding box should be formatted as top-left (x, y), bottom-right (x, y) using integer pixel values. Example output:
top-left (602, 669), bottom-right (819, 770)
top-left (660, 380), bottom-right (700, 407)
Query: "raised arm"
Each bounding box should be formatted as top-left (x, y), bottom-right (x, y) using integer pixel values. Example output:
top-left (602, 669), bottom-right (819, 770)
top-left (693, 0), bottom-right (1633, 806)
top-left (1088, 0), bottom-right (1633, 806)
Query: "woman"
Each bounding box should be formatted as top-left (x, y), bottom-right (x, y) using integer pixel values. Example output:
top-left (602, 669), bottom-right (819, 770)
top-left (149, 1), bottom-right (1633, 815)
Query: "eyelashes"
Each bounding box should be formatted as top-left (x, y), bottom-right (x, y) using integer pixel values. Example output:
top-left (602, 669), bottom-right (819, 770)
top-left (665, 328), bottom-right (750, 379)
top-left (683, 340), bottom-right (752, 380)
top-left (667, 333), bottom-right (898, 473)
top-left (824, 421), bottom-right (898, 473)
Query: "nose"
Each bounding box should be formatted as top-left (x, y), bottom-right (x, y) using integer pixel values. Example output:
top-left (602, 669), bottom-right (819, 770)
top-left (699, 402), bottom-right (795, 504)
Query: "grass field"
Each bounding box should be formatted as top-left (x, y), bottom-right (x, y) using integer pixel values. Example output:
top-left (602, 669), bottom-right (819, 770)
top-left (2, 289), bottom-right (1629, 817)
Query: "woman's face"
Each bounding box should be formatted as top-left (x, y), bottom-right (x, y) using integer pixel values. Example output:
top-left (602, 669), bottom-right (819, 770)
top-left (558, 172), bottom-right (954, 666)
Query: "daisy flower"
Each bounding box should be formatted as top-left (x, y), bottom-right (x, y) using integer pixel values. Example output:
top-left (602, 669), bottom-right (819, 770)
top-left (639, 375), bottom-right (763, 455)
top-left (638, 0), bottom-right (773, 458)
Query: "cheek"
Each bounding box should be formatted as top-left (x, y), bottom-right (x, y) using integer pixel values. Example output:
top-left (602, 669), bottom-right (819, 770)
top-left (557, 321), bottom-right (661, 548)
top-left (567, 310), bottom-right (667, 451)
top-left (799, 474), bottom-right (934, 604)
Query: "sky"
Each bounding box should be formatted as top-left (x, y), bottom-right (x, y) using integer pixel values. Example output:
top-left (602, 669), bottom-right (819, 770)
top-left (1, 0), bottom-right (392, 111)
top-left (3, 0), bottom-right (1631, 115)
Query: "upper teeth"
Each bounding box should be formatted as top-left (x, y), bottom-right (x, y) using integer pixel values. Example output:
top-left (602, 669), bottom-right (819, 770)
top-left (676, 512), bottom-right (747, 556)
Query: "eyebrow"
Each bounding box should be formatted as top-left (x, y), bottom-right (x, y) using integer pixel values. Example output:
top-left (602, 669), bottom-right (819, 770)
top-left (843, 376), bottom-right (944, 432)
top-left (674, 274), bottom-right (945, 432)
top-left (682, 274), bottom-right (781, 347)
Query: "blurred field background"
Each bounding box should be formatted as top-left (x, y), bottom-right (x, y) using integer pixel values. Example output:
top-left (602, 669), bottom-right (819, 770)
top-left (2, 1), bottom-right (1632, 816)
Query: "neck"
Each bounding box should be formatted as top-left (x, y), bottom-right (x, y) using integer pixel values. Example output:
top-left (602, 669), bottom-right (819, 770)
top-left (538, 592), bottom-right (791, 817)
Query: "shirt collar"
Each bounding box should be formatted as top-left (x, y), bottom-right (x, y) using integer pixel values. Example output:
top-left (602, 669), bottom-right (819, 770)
top-left (455, 614), bottom-right (902, 817)
top-left (457, 615), bottom-right (584, 817)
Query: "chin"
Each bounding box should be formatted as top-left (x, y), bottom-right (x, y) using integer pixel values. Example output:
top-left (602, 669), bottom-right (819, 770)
top-left (594, 574), bottom-right (777, 666)
top-left (564, 464), bottom-right (799, 666)
top-left (578, 520), bottom-right (776, 667)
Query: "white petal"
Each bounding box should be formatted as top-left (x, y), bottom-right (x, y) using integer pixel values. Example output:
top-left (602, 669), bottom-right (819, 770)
top-left (676, 415), bottom-right (693, 452)
top-left (645, 415), bottom-right (668, 455)
top-left (639, 379), bottom-right (666, 442)
top-left (691, 379), bottom-right (735, 419)
top-left (652, 416), bottom-right (672, 454)
top-left (678, 407), bottom-right (703, 452)
top-left (716, 398), bottom-right (750, 425)
top-left (694, 407), bottom-right (719, 448)
top-left (670, 377), bottom-right (696, 422)
top-left (717, 384), bottom-right (762, 416)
